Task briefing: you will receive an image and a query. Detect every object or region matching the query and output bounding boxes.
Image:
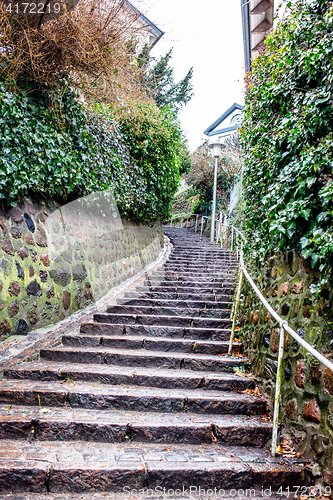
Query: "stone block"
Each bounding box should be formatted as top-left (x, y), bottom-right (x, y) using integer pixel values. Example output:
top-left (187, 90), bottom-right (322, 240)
top-left (0, 220), bottom-right (7, 234)
top-left (303, 400), bottom-right (320, 423)
top-left (270, 329), bottom-right (280, 353)
top-left (24, 213), bottom-right (35, 232)
top-left (311, 435), bottom-right (329, 456)
top-left (285, 399), bottom-right (297, 420)
top-left (291, 282), bottom-right (303, 294)
top-left (26, 280), bottom-right (42, 297)
top-left (295, 360), bottom-right (305, 388)
top-left (8, 302), bottom-right (19, 317)
top-left (62, 291), bottom-right (71, 310)
top-left (40, 253), bottom-right (50, 267)
top-left (310, 364), bottom-right (321, 385)
top-left (323, 367), bottom-right (333, 394)
top-left (11, 208), bottom-right (23, 223)
top-left (11, 227), bottom-right (22, 239)
top-left (16, 319), bottom-right (28, 335)
top-left (0, 319), bottom-right (11, 337)
top-left (253, 310), bottom-right (259, 324)
top-left (18, 247), bottom-right (28, 259)
top-left (39, 270), bottom-right (48, 282)
top-left (279, 282), bottom-right (289, 296)
top-left (323, 469), bottom-right (333, 486)
top-left (1, 239), bottom-right (15, 255)
top-left (25, 234), bottom-right (35, 246)
top-left (8, 282), bottom-right (20, 297)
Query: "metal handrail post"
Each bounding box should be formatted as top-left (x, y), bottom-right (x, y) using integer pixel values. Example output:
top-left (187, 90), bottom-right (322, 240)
top-left (195, 215), bottom-right (198, 233)
top-left (271, 324), bottom-right (285, 456)
top-left (231, 228), bottom-right (234, 253)
top-left (228, 257), bottom-right (244, 355)
top-left (201, 217), bottom-right (204, 234)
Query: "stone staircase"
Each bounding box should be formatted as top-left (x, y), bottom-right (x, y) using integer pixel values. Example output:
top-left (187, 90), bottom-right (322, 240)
top-left (0, 227), bottom-right (306, 494)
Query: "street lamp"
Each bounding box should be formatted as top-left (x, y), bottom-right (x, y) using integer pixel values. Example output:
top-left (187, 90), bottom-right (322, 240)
top-left (209, 141), bottom-right (223, 243)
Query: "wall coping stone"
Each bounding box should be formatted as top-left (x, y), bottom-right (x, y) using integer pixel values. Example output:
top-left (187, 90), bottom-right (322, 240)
top-left (0, 235), bottom-right (172, 372)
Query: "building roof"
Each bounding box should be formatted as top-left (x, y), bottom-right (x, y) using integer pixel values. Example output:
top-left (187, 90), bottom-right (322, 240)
top-left (124, 0), bottom-right (164, 48)
top-left (203, 103), bottom-right (244, 137)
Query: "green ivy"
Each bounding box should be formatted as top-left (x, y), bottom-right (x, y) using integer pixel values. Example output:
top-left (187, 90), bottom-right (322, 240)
top-left (0, 85), bottom-right (181, 221)
top-left (241, 0), bottom-right (333, 289)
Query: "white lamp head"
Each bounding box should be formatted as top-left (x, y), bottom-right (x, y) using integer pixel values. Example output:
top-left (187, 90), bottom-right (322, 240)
top-left (209, 142), bottom-right (222, 158)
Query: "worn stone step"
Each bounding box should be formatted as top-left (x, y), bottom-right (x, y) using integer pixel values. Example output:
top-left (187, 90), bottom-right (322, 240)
top-left (60, 334), bottom-right (242, 355)
top-left (39, 346), bottom-right (245, 373)
top-left (0, 380), bottom-right (266, 415)
top-left (124, 291), bottom-right (233, 301)
top-left (0, 440), bottom-right (306, 492)
top-left (93, 313), bottom-right (232, 329)
top-left (5, 361), bottom-right (254, 391)
top-left (5, 361), bottom-right (253, 392)
top-left (136, 284), bottom-right (235, 293)
top-left (106, 305), bottom-right (231, 319)
top-left (142, 282), bottom-right (235, 291)
top-left (0, 405), bottom-right (272, 446)
top-left (80, 323), bottom-right (232, 341)
top-left (116, 298), bottom-right (232, 309)
top-left (149, 273), bottom-right (235, 282)
top-left (164, 265), bottom-right (236, 273)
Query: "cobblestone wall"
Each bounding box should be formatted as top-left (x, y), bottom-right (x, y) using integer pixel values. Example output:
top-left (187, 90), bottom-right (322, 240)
top-left (240, 251), bottom-right (333, 483)
top-left (0, 197), bottom-right (162, 339)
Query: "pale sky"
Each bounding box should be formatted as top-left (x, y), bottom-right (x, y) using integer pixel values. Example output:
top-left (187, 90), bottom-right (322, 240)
top-left (139, 0), bottom-right (246, 152)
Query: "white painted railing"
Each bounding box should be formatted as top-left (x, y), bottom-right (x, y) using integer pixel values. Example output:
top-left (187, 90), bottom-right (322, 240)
top-left (166, 214), bottom-right (333, 457)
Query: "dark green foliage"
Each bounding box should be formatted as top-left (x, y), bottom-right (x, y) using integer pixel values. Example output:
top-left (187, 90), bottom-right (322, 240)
top-left (139, 47), bottom-right (194, 112)
top-left (0, 85), bottom-right (181, 221)
top-left (241, 0), bottom-right (333, 288)
top-left (116, 101), bottom-right (182, 220)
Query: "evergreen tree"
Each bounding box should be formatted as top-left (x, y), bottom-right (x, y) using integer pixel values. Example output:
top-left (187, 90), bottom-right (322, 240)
top-left (139, 47), bottom-right (194, 112)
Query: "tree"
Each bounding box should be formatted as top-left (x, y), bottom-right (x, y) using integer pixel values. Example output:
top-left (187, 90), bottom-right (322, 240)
top-left (138, 47), bottom-right (194, 112)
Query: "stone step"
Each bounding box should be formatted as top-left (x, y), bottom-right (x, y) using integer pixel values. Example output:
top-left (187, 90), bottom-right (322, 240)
top-left (80, 323), bottom-right (233, 341)
top-left (39, 346), bottom-right (245, 373)
top-left (0, 405), bottom-right (272, 446)
top-left (142, 281), bottom-right (235, 290)
top-left (5, 361), bottom-right (255, 391)
top-left (106, 305), bottom-right (231, 319)
top-left (124, 291), bottom-right (233, 301)
top-left (116, 298), bottom-right (232, 309)
top-left (137, 284), bottom-right (235, 292)
top-left (94, 313), bottom-right (232, 329)
top-left (60, 334), bottom-right (242, 355)
top-left (149, 273), bottom-right (235, 282)
top-left (0, 380), bottom-right (266, 415)
top-left (0, 440), bottom-right (306, 493)
top-left (164, 265), bottom-right (237, 272)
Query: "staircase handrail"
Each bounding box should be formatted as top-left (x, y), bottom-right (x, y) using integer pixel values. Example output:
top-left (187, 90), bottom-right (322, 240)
top-left (226, 226), bottom-right (333, 458)
top-left (170, 215), bottom-right (333, 456)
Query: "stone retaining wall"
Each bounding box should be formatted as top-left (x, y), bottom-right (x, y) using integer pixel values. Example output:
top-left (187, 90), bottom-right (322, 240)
top-left (0, 197), bottom-right (162, 339)
top-left (240, 251), bottom-right (333, 483)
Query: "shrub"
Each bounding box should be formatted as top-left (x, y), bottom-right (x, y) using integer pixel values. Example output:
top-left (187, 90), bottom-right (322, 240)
top-left (0, 85), bottom-right (181, 220)
top-left (241, 0), bottom-right (333, 288)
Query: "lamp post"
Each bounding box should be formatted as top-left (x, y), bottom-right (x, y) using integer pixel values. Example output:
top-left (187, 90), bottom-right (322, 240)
top-left (209, 142), bottom-right (222, 243)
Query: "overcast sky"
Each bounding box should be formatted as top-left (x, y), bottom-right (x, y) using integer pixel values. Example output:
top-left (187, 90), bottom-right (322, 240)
top-left (138, 0), bottom-right (246, 152)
